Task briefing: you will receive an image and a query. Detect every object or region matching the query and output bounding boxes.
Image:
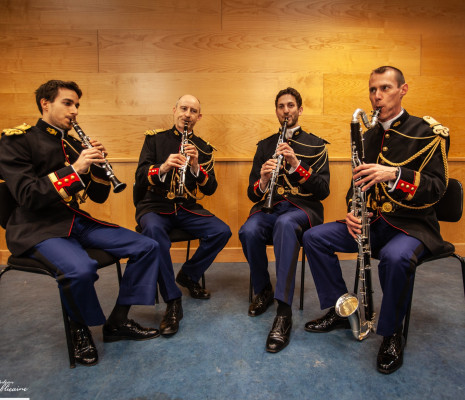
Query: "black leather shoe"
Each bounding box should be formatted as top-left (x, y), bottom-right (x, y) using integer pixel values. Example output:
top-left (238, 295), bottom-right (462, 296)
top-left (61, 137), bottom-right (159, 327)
top-left (102, 319), bottom-right (160, 342)
top-left (160, 298), bottom-right (183, 337)
top-left (266, 315), bottom-right (292, 353)
top-left (248, 287), bottom-right (274, 317)
top-left (377, 330), bottom-right (405, 374)
top-left (176, 269), bottom-right (211, 299)
top-left (304, 307), bottom-right (351, 332)
top-left (71, 325), bottom-right (98, 366)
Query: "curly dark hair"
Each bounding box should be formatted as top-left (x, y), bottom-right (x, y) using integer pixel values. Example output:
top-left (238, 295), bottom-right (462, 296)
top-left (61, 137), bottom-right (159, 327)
top-left (35, 80), bottom-right (82, 114)
top-left (275, 87), bottom-right (302, 109)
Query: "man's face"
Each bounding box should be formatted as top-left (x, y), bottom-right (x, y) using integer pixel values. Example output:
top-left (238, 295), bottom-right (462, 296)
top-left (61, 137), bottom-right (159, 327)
top-left (369, 70), bottom-right (408, 122)
top-left (173, 95), bottom-right (202, 132)
top-left (275, 94), bottom-right (303, 128)
top-left (41, 88), bottom-right (80, 130)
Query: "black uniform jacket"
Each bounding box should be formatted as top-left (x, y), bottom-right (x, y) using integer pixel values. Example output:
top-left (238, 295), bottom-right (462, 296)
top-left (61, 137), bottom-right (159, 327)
top-left (0, 119), bottom-right (116, 256)
top-left (346, 111), bottom-right (450, 255)
top-left (247, 127), bottom-right (330, 227)
top-left (134, 126), bottom-right (217, 222)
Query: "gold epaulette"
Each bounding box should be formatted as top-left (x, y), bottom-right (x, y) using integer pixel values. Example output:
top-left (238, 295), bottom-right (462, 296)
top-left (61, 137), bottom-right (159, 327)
top-left (423, 116), bottom-right (449, 138)
top-left (145, 129), bottom-right (164, 136)
top-left (2, 123), bottom-right (32, 136)
top-left (206, 142), bottom-right (217, 151)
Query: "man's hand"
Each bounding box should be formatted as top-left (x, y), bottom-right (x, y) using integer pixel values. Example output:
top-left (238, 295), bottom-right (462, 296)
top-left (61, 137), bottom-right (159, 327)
top-left (353, 163), bottom-right (397, 191)
top-left (72, 147), bottom-right (106, 174)
top-left (276, 142), bottom-right (299, 169)
top-left (259, 158), bottom-right (278, 190)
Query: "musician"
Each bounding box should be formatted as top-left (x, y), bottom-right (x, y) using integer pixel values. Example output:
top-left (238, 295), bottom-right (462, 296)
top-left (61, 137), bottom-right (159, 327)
top-left (0, 80), bottom-right (163, 367)
top-left (134, 94), bottom-right (231, 314)
top-left (239, 87), bottom-right (330, 353)
top-left (302, 66), bottom-right (449, 374)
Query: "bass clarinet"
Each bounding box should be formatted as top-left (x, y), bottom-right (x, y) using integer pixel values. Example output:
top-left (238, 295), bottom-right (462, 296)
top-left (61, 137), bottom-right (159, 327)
top-left (262, 117), bottom-right (288, 213)
top-left (70, 120), bottom-right (127, 193)
top-left (335, 107), bottom-right (380, 340)
top-left (174, 121), bottom-right (190, 203)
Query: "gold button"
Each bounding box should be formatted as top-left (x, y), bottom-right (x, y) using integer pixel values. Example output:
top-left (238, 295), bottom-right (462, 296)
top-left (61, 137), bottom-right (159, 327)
top-left (382, 146), bottom-right (388, 152)
top-left (401, 183), bottom-right (405, 187)
top-left (385, 133), bottom-right (390, 139)
top-left (71, 175), bottom-right (75, 179)
top-left (64, 178), bottom-right (69, 182)
top-left (406, 185), bottom-right (410, 189)
top-left (58, 182), bottom-right (62, 186)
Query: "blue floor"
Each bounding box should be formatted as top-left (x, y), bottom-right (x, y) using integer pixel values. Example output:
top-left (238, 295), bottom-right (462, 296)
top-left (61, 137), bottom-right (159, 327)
top-left (0, 259), bottom-right (464, 400)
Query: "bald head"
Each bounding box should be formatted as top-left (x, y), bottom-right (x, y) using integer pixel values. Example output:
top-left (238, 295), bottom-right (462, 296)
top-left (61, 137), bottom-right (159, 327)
top-left (173, 94), bottom-right (202, 132)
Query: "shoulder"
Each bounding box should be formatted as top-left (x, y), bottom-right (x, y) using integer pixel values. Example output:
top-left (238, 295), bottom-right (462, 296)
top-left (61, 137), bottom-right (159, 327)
top-left (1, 123), bottom-right (33, 138)
top-left (256, 132), bottom-right (280, 146)
top-left (192, 133), bottom-right (216, 151)
top-left (144, 128), bottom-right (168, 136)
top-left (421, 115), bottom-right (449, 138)
top-left (297, 130), bottom-right (330, 145)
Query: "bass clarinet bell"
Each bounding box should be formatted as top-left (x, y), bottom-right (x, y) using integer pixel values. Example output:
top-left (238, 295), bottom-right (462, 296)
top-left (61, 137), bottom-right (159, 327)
top-left (70, 120), bottom-right (127, 193)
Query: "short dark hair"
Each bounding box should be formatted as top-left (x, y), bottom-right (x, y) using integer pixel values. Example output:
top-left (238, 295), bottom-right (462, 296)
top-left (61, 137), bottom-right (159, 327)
top-left (371, 66), bottom-right (405, 87)
top-left (35, 80), bottom-right (82, 114)
top-left (275, 87), bottom-right (302, 109)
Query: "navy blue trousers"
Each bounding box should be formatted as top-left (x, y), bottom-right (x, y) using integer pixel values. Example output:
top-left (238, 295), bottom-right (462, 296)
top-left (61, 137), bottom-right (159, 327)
top-left (302, 217), bottom-right (427, 336)
top-left (239, 201), bottom-right (309, 306)
top-left (32, 214), bottom-right (161, 327)
top-left (139, 209), bottom-right (231, 301)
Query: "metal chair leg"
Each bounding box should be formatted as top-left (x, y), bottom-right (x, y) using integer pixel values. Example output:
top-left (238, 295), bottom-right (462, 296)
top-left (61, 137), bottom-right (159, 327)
top-left (60, 299), bottom-right (76, 369)
top-left (300, 247), bottom-right (305, 310)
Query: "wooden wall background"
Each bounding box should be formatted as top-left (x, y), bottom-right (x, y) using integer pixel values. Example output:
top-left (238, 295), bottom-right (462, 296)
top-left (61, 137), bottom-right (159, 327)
top-left (1, 0), bottom-right (465, 263)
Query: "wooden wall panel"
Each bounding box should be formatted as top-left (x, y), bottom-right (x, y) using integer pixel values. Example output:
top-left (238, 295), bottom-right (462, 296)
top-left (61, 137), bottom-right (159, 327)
top-left (98, 30), bottom-right (420, 74)
top-left (0, 29), bottom-right (98, 73)
top-left (0, 1), bottom-right (222, 30)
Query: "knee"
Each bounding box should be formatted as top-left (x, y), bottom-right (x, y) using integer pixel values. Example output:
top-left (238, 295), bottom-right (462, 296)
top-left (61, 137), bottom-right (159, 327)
top-left (303, 226), bottom-right (319, 246)
top-left (378, 247), bottom-right (415, 270)
top-left (239, 221), bottom-right (255, 242)
top-left (137, 235), bottom-right (160, 255)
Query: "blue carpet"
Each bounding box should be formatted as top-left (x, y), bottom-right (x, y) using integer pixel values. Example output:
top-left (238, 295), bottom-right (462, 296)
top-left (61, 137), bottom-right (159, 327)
top-left (0, 259), bottom-right (464, 400)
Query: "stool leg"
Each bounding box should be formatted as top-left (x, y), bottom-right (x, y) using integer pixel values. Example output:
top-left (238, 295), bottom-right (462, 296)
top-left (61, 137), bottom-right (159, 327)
top-left (249, 274), bottom-right (253, 303)
top-left (60, 300), bottom-right (76, 368)
top-left (402, 273), bottom-right (416, 345)
top-left (300, 247), bottom-right (305, 310)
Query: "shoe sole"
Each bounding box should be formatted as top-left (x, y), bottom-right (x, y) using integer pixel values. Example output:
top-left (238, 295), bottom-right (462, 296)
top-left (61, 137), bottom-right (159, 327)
top-left (103, 332), bottom-right (161, 343)
top-left (176, 279), bottom-right (211, 300)
top-left (304, 322), bottom-right (351, 333)
top-left (266, 339), bottom-right (290, 353)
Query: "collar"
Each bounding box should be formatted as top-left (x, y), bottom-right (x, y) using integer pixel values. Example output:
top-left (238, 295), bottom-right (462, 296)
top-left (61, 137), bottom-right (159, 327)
top-left (37, 119), bottom-right (67, 138)
top-left (282, 126), bottom-right (301, 140)
top-left (173, 125), bottom-right (193, 138)
top-left (381, 109), bottom-right (408, 130)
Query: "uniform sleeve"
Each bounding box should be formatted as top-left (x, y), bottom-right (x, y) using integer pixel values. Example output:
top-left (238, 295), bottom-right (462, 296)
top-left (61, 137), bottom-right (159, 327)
top-left (247, 142), bottom-right (267, 203)
top-left (188, 140), bottom-right (217, 196)
top-left (287, 141), bottom-right (330, 201)
top-left (0, 134), bottom-right (87, 210)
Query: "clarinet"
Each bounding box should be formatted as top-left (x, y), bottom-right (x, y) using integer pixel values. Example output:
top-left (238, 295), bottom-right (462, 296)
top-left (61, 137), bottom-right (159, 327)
top-left (174, 122), bottom-right (190, 203)
top-left (70, 120), bottom-right (127, 193)
top-left (335, 108), bottom-right (380, 340)
top-left (261, 117), bottom-right (288, 213)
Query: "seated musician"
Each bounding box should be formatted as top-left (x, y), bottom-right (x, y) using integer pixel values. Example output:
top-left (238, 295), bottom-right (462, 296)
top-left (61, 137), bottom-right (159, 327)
top-left (134, 94), bottom-right (231, 335)
top-left (302, 66), bottom-right (450, 374)
top-left (0, 80), bottom-right (166, 366)
top-left (239, 87), bottom-right (330, 353)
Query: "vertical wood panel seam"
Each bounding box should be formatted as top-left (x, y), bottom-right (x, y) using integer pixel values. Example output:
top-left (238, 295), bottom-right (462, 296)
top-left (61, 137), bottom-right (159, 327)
top-left (97, 30), bottom-right (100, 73)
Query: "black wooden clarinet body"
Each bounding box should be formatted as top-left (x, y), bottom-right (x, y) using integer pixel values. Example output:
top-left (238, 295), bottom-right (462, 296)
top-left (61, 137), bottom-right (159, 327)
top-left (70, 120), bottom-right (127, 193)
